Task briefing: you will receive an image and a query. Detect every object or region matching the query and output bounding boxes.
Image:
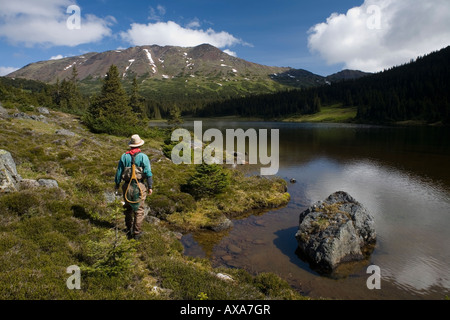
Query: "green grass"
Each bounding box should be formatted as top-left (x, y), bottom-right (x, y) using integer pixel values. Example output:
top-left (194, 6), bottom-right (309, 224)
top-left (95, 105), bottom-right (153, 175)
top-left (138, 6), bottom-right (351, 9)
top-left (0, 108), bottom-right (301, 300)
top-left (284, 103), bottom-right (357, 123)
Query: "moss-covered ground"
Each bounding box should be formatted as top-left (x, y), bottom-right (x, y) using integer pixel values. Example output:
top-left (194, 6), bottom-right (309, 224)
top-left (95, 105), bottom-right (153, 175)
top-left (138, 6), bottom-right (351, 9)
top-left (0, 107), bottom-right (304, 300)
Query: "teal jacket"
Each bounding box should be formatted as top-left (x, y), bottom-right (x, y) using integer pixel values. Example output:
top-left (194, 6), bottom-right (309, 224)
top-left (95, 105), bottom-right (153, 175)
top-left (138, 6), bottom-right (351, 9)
top-left (115, 152), bottom-right (153, 188)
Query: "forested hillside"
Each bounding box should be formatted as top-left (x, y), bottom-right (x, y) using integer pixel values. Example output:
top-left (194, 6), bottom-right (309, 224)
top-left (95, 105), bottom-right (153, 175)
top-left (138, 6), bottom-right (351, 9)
top-left (197, 46), bottom-right (450, 124)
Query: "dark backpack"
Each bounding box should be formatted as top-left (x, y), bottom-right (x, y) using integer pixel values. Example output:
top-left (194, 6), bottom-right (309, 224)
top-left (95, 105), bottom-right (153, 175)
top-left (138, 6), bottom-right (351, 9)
top-left (124, 153), bottom-right (144, 212)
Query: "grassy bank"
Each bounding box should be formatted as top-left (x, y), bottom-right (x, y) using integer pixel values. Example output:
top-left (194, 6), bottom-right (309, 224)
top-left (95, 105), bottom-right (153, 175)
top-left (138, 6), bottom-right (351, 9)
top-left (283, 104), bottom-right (357, 123)
top-left (0, 107), bottom-right (302, 300)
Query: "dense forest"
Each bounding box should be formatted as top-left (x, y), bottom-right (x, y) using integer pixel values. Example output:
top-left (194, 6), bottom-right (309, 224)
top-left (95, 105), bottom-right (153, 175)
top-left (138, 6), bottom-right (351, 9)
top-left (196, 46), bottom-right (450, 124)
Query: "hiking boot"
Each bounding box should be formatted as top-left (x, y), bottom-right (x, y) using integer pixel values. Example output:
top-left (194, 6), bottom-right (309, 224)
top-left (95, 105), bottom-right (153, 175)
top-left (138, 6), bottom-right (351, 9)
top-left (125, 229), bottom-right (133, 240)
top-left (133, 232), bottom-right (143, 240)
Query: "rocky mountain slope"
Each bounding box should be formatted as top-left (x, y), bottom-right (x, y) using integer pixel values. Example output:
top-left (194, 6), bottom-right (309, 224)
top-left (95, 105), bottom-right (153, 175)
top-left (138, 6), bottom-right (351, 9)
top-left (7, 44), bottom-right (369, 104)
top-left (9, 44), bottom-right (287, 83)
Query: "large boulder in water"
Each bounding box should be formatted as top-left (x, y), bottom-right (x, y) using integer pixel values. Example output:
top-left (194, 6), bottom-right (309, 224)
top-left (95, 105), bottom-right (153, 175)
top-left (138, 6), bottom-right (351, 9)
top-left (0, 149), bottom-right (23, 193)
top-left (295, 191), bottom-right (376, 274)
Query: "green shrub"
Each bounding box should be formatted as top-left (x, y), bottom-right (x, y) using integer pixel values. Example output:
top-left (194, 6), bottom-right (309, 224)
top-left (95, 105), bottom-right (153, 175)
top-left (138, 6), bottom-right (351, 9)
top-left (75, 177), bottom-right (104, 194)
top-left (82, 230), bottom-right (137, 277)
top-left (171, 192), bottom-right (196, 212)
top-left (0, 191), bottom-right (41, 216)
top-left (182, 163), bottom-right (230, 199)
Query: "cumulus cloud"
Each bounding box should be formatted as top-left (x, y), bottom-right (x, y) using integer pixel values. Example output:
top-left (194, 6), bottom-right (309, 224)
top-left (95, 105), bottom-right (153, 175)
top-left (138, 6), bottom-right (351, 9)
top-left (308, 0), bottom-right (450, 72)
top-left (50, 54), bottom-right (65, 60)
top-left (0, 66), bottom-right (19, 76)
top-left (120, 20), bottom-right (245, 48)
top-left (0, 0), bottom-right (114, 47)
top-left (223, 49), bottom-right (237, 57)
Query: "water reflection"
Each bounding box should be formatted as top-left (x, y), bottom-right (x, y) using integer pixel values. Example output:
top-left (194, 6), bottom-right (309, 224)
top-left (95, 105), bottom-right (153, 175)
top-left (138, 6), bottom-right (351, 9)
top-left (173, 121), bottom-right (450, 299)
top-left (299, 158), bottom-right (450, 296)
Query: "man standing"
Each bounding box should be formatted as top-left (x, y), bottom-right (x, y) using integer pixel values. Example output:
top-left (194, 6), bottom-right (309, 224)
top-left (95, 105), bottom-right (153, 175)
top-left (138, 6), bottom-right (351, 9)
top-left (115, 134), bottom-right (153, 240)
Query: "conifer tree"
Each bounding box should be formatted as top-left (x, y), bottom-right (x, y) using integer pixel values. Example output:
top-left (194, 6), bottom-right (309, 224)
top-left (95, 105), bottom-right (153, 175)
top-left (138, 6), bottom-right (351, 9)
top-left (129, 76), bottom-right (146, 118)
top-left (167, 104), bottom-right (183, 125)
top-left (85, 65), bottom-right (138, 135)
top-left (53, 67), bottom-right (85, 114)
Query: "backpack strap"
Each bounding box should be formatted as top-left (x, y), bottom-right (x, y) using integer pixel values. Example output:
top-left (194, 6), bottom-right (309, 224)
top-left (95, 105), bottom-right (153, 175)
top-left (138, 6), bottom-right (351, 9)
top-left (130, 152), bottom-right (139, 165)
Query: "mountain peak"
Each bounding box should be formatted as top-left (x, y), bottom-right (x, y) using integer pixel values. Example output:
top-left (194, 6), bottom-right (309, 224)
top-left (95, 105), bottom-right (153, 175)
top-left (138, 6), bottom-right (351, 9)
top-left (7, 43), bottom-right (273, 84)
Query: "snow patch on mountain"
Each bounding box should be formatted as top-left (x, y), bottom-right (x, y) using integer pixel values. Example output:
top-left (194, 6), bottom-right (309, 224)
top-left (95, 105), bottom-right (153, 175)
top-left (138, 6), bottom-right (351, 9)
top-left (123, 59), bottom-right (135, 77)
top-left (64, 62), bottom-right (76, 71)
top-left (143, 49), bottom-right (157, 74)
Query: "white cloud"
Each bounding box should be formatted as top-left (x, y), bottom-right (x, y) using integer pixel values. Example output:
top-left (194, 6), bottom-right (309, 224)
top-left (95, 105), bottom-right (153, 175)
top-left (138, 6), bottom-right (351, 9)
top-left (0, 66), bottom-right (19, 76)
top-left (186, 18), bottom-right (201, 29)
top-left (307, 0), bottom-right (450, 72)
top-left (223, 49), bottom-right (237, 57)
top-left (0, 0), bottom-right (114, 47)
top-left (50, 54), bottom-right (64, 60)
top-left (120, 21), bottom-right (245, 48)
top-left (148, 4), bottom-right (166, 21)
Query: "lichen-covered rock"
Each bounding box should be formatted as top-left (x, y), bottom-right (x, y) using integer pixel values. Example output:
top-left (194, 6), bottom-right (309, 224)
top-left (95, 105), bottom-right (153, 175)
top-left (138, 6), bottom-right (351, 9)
top-left (37, 107), bottom-right (50, 115)
top-left (0, 149), bottom-right (22, 193)
top-left (37, 179), bottom-right (59, 188)
top-left (55, 129), bottom-right (75, 137)
top-left (295, 191), bottom-right (376, 274)
top-left (0, 103), bottom-right (9, 118)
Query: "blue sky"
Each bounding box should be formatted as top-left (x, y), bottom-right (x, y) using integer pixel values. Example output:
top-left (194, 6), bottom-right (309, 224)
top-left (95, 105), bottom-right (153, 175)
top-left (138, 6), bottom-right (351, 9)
top-left (1, 0), bottom-right (450, 77)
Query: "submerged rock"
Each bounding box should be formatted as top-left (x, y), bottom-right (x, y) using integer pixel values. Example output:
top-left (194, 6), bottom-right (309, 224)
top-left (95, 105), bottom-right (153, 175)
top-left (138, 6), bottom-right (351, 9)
top-left (209, 216), bottom-right (233, 232)
top-left (295, 191), bottom-right (376, 274)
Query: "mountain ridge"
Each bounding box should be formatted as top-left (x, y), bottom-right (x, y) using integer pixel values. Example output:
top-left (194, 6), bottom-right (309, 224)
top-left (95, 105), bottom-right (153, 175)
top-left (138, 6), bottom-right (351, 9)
top-left (8, 44), bottom-right (290, 83)
top-left (7, 44), bottom-right (369, 97)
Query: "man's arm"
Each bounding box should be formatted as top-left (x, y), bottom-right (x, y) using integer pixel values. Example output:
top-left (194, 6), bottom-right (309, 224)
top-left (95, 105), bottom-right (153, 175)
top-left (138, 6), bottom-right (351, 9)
top-left (147, 176), bottom-right (153, 195)
top-left (114, 155), bottom-right (125, 190)
top-left (142, 154), bottom-right (153, 195)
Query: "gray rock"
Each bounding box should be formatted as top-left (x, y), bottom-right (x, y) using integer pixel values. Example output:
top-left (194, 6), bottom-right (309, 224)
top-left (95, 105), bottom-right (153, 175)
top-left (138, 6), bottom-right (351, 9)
top-left (37, 179), bottom-right (59, 188)
top-left (0, 103), bottom-right (9, 118)
top-left (295, 191), bottom-right (376, 274)
top-left (209, 216), bottom-right (233, 232)
top-left (12, 112), bottom-right (31, 120)
top-left (216, 273), bottom-right (234, 282)
top-left (55, 129), bottom-right (75, 137)
top-left (37, 107), bottom-right (50, 115)
top-left (0, 149), bottom-right (22, 193)
top-left (104, 191), bottom-right (117, 204)
top-left (11, 112), bottom-right (46, 122)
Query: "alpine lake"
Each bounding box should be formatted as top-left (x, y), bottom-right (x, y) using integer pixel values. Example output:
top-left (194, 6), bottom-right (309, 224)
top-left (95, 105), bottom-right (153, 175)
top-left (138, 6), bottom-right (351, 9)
top-left (151, 120), bottom-right (450, 300)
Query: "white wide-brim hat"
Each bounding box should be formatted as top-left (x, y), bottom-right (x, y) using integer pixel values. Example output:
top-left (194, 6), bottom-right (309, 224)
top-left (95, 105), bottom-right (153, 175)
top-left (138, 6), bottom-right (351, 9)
top-left (128, 134), bottom-right (145, 148)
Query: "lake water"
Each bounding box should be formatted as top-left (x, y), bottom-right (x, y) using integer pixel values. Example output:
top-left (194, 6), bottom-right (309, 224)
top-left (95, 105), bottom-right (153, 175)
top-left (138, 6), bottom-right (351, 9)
top-left (156, 120), bottom-right (450, 300)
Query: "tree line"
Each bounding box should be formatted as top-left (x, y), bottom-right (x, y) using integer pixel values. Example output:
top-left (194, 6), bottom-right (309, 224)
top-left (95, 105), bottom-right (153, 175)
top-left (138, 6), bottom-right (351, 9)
top-left (195, 46), bottom-right (450, 124)
top-left (2, 45), bottom-right (449, 128)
